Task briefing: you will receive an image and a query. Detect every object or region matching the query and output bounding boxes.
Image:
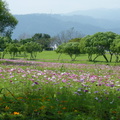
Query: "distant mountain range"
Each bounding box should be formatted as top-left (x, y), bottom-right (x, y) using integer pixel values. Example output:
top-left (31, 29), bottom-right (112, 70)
top-left (68, 8), bottom-right (120, 20)
top-left (12, 8), bottom-right (120, 39)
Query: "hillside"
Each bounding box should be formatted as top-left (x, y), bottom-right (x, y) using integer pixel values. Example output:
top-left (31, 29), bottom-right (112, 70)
top-left (12, 9), bottom-right (120, 39)
top-left (68, 8), bottom-right (120, 20)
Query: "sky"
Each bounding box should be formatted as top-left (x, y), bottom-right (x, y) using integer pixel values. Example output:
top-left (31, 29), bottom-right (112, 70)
top-left (4, 0), bottom-right (120, 15)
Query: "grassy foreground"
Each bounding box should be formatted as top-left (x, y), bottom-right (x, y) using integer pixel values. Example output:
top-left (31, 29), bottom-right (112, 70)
top-left (0, 59), bottom-right (120, 120)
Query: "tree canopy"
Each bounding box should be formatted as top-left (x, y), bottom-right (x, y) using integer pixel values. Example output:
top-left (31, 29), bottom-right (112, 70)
top-left (80, 32), bottom-right (117, 62)
top-left (110, 38), bottom-right (120, 62)
top-left (0, 0), bottom-right (18, 37)
top-left (32, 33), bottom-right (51, 50)
top-left (56, 42), bottom-right (81, 61)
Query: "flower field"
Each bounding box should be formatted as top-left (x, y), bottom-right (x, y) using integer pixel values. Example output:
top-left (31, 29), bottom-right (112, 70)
top-left (0, 59), bottom-right (120, 120)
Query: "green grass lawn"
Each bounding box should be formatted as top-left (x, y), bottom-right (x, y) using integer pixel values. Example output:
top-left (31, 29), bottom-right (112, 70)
top-left (2, 51), bottom-right (120, 65)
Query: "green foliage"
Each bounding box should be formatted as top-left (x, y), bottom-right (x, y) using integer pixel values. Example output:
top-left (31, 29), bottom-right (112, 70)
top-left (80, 35), bottom-right (96, 61)
top-left (80, 32), bottom-right (117, 62)
top-left (5, 43), bottom-right (19, 58)
top-left (110, 38), bottom-right (120, 62)
top-left (20, 38), bottom-right (33, 45)
top-left (24, 42), bottom-right (43, 59)
top-left (55, 43), bottom-right (66, 54)
top-left (0, 30), bottom-right (120, 63)
top-left (56, 42), bottom-right (81, 61)
top-left (68, 38), bottom-right (81, 42)
top-left (32, 33), bottom-right (51, 49)
top-left (0, 36), bottom-right (12, 51)
top-left (0, 0), bottom-right (18, 37)
top-left (0, 36), bottom-right (12, 59)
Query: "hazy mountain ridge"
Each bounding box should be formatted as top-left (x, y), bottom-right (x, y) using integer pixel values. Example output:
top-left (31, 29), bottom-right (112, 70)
top-left (12, 9), bottom-right (120, 39)
top-left (68, 8), bottom-right (120, 20)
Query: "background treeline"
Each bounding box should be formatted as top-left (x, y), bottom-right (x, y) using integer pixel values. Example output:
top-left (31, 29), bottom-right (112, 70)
top-left (56, 31), bottom-right (120, 62)
top-left (0, 33), bottom-right (51, 59)
top-left (0, 31), bottom-right (120, 62)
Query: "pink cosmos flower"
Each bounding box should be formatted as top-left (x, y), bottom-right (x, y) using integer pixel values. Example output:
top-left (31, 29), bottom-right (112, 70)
top-left (62, 79), bottom-right (67, 82)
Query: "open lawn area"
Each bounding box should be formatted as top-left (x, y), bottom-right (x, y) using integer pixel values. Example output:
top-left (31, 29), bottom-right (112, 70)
top-left (2, 51), bottom-right (120, 66)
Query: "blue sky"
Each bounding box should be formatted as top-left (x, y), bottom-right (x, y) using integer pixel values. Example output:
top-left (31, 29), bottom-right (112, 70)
top-left (5, 0), bottom-right (120, 14)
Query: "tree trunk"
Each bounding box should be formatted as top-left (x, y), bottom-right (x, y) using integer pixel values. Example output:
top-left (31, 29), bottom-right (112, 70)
top-left (109, 52), bottom-right (113, 62)
top-left (0, 52), bottom-right (1, 59)
top-left (115, 54), bottom-right (119, 62)
top-left (34, 52), bottom-right (37, 59)
top-left (58, 53), bottom-right (62, 61)
top-left (71, 54), bottom-right (78, 61)
top-left (88, 54), bottom-right (92, 61)
top-left (24, 52), bottom-right (27, 59)
top-left (102, 54), bottom-right (109, 62)
top-left (30, 52), bottom-right (34, 59)
top-left (93, 54), bottom-right (99, 61)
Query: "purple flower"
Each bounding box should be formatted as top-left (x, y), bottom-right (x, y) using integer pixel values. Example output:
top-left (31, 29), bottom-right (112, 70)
top-left (84, 90), bottom-right (88, 92)
top-left (74, 92), bottom-right (80, 95)
top-left (94, 91), bottom-right (99, 93)
top-left (34, 82), bottom-right (39, 85)
top-left (77, 88), bottom-right (82, 91)
top-left (9, 75), bottom-right (14, 78)
top-left (98, 84), bottom-right (102, 86)
top-left (110, 84), bottom-right (115, 87)
top-left (30, 79), bottom-right (34, 81)
top-left (116, 88), bottom-right (120, 91)
top-left (62, 79), bottom-right (67, 82)
top-left (106, 84), bottom-right (115, 87)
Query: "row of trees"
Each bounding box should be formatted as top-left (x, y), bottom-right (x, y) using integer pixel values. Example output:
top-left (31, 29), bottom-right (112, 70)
top-left (1, 31), bottom-right (119, 62)
top-left (0, 31), bottom-right (81, 59)
top-left (0, 34), bottom-right (51, 59)
top-left (56, 32), bottom-right (120, 62)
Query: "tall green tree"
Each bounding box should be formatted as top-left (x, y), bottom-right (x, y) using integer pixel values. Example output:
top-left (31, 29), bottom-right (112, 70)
top-left (0, 0), bottom-right (18, 37)
top-left (5, 43), bottom-right (19, 58)
top-left (0, 36), bottom-right (12, 58)
top-left (24, 42), bottom-right (43, 59)
top-left (79, 35), bottom-right (97, 61)
top-left (55, 43), bottom-right (65, 60)
top-left (20, 38), bottom-right (33, 45)
top-left (56, 42), bottom-right (81, 61)
top-left (32, 33), bottom-right (51, 49)
top-left (104, 31), bottom-right (117, 62)
top-left (80, 32), bottom-right (117, 62)
top-left (110, 38), bottom-right (120, 62)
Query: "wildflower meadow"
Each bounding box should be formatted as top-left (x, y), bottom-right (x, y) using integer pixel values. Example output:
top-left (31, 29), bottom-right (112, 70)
top-left (0, 59), bottom-right (120, 120)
